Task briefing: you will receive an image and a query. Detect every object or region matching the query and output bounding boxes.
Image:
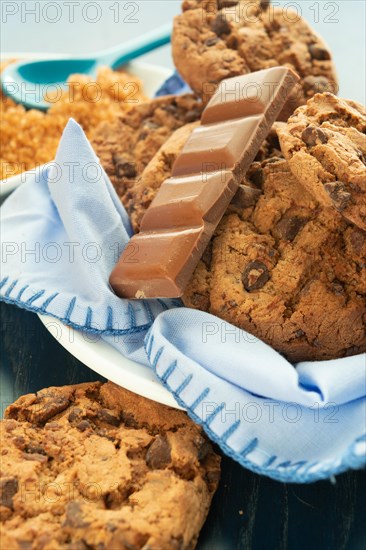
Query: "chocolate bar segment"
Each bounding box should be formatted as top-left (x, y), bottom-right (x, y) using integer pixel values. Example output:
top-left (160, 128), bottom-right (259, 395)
top-left (110, 67), bottom-right (299, 299)
top-left (112, 227), bottom-right (212, 299)
top-left (201, 67), bottom-right (289, 124)
top-left (140, 171), bottom-right (235, 229)
top-left (172, 116), bottom-right (262, 176)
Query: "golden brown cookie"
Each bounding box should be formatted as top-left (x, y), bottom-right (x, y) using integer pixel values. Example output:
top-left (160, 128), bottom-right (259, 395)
top-left (91, 94), bottom-right (202, 203)
top-left (0, 382), bottom-right (220, 549)
top-left (184, 157), bottom-right (366, 362)
top-left (172, 0), bottom-right (338, 119)
top-left (278, 92), bottom-right (366, 231)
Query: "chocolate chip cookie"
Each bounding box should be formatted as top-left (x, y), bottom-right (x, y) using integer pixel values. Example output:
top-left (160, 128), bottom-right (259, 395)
top-left (278, 92), bottom-right (366, 231)
top-left (184, 157), bottom-right (366, 362)
top-left (92, 94), bottom-right (203, 203)
top-left (172, 0), bottom-right (338, 119)
top-left (0, 382), bottom-right (220, 549)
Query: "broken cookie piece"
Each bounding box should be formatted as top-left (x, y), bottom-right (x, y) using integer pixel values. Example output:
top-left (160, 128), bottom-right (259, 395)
top-left (0, 382), bottom-right (220, 549)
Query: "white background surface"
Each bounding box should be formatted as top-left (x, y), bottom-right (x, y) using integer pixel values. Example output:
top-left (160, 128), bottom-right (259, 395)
top-left (1, 0), bottom-right (365, 104)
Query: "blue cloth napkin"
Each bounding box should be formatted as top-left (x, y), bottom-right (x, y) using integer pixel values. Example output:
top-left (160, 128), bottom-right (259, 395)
top-left (1, 119), bottom-right (365, 483)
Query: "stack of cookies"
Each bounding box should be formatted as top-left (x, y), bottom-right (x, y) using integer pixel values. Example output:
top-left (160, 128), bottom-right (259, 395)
top-left (92, 0), bottom-right (366, 363)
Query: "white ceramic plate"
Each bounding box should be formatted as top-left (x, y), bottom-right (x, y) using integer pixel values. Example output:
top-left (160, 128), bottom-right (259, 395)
top-left (0, 53), bottom-right (172, 198)
top-left (2, 53), bottom-right (180, 408)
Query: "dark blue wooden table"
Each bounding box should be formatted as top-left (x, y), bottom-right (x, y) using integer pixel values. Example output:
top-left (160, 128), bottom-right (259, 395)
top-left (1, 302), bottom-right (365, 549)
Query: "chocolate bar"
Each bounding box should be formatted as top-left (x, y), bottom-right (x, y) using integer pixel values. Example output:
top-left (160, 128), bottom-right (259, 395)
top-left (110, 67), bottom-right (299, 299)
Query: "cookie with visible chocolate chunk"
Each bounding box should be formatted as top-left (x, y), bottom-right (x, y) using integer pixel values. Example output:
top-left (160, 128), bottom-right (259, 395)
top-left (278, 92), bottom-right (366, 230)
top-left (91, 94), bottom-right (203, 203)
top-left (172, 0), bottom-right (338, 119)
top-left (0, 382), bottom-right (220, 549)
top-left (184, 157), bottom-right (366, 362)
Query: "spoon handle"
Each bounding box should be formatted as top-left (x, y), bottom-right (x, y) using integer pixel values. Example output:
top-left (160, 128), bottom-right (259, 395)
top-left (97, 23), bottom-right (172, 69)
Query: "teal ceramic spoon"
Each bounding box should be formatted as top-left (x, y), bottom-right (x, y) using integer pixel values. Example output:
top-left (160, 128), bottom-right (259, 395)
top-left (1, 23), bottom-right (171, 111)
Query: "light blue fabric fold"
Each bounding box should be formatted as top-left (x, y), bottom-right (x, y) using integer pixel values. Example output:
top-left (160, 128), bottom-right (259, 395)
top-left (0, 121), bottom-right (178, 344)
top-left (1, 119), bottom-right (365, 483)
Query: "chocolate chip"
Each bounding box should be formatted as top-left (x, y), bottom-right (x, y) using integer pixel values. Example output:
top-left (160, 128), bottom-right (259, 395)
top-left (259, 0), bottom-right (270, 9)
top-left (248, 166), bottom-right (264, 188)
top-left (231, 185), bottom-right (262, 210)
top-left (266, 131), bottom-right (281, 153)
top-left (308, 44), bottom-right (331, 61)
top-left (98, 409), bottom-right (120, 426)
top-left (161, 104), bottom-right (177, 116)
top-left (262, 156), bottom-right (283, 164)
top-left (226, 34), bottom-right (239, 49)
top-left (303, 76), bottom-right (332, 96)
top-left (146, 435), bottom-right (171, 469)
top-left (323, 181), bottom-right (352, 212)
top-left (112, 154), bottom-right (137, 179)
top-left (68, 407), bottom-right (82, 422)
top-left (25, 444), bottom-right (46, 455)
top-left (211, 14), bottom-right (231, 36)
top-left (218, 0), bottom-right (238, 7)
top-left (205, 36), bottom-right (220, 47)
top-left (205, 469), bottom-right (221, 487)
top-left (32, 395), bottom-right (70, 424)
top-left (301, 125), bottom-right (328, 147)
top-left (295, 329), bottom-right (305, 337)
top-left (121, 412), bottom-right (139, 429)
top-left (76, 420), bottom-right (92, 432)
top-left (274, 214), bottom-right (309, 241)
top-left (4, 420), bottom-right (18, 432)
top-left (45, 421), bottom-right (61, 431)
top-left (242, 261), bottom-right (270, 291)
top-left (63, 502), bottom-right (90, 528)
top-left (184, 108), bottom-right (202, 123)
top-left (0, 478), bottom-right (18, 509)
top-left (12, 435), bottom-right (26, 449)
top-left (197, 438), bottom-right (211, 461)
top-left (330, 280), bottom-right (345, 295)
